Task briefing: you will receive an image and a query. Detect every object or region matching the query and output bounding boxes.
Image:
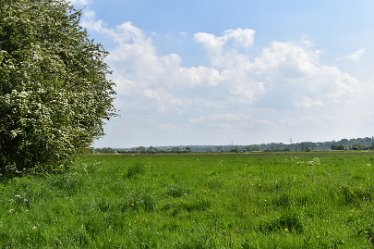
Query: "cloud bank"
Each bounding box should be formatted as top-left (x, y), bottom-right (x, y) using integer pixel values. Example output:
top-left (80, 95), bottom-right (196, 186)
top-left (338, 48), bottom-right (366, 62)
top-left (81, 11), bottom-right (374, 147)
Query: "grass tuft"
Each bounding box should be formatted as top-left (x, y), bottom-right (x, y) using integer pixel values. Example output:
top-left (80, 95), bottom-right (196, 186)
top-left (272, 193), bottom-right (290, 208)
top-left (181, 198), bottom-right (211, 212)
top-left (122, 190), bottom-right (156, 212)
top-left (165, 184), bottom-right (188, 197)
top-left (260, 212), bottom-right (303, 234)
top-left (127, 162), bottom-right (146, 178)
top-left (358, 225), bottom-right (374, 245)
top-left (340, 185), bottom-right (373, 205)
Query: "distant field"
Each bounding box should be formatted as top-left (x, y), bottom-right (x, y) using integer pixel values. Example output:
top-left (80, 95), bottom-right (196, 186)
top-left (0, 152), bottom-right (373, 248)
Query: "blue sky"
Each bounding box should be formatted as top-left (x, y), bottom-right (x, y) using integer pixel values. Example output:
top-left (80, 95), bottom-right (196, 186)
top-left (71, 0), bottom-right (374, 147)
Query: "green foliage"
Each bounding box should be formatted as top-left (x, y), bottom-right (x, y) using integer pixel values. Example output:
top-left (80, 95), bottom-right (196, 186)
top-left (0, 0), bottom-right (115, 172)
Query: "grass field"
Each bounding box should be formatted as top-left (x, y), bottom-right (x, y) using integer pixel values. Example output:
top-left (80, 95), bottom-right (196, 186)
top-left (0, 152), bottom-right (373, 248)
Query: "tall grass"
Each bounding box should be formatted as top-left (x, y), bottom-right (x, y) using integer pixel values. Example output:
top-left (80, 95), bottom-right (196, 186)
top-left (0, 152), bottom-right (373, 248)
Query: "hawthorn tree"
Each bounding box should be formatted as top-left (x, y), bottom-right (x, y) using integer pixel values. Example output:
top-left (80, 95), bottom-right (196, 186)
top-left (0, 0), bottom-right (116, 172)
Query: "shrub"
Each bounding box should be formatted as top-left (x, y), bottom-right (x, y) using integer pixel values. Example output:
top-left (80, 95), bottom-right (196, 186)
top-left (0, 0), bottom-right (115, 172)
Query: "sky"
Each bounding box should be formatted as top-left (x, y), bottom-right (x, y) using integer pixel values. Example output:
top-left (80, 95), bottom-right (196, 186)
top-left (70, 0), bottom-right (374, 148)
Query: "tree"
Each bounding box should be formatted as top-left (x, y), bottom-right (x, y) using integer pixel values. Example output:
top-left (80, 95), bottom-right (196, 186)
top-left (136, 146), bottom-right (147, 153)
top-left (147, 146), bottom-right (159, 154)
top-left (171, 147), bottom-right (181, 153)
top-left (0, 0), bottom-right (115, 172)
top-left (184, 147), bottom-right (192, 153)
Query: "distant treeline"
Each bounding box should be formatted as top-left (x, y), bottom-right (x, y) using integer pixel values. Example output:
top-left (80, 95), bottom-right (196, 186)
top-left (92, 137), bottom-right (374, 154)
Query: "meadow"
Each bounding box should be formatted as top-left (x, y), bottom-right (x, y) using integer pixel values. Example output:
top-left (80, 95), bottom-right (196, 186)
top-left (0, 151), bottom-right (373, 248)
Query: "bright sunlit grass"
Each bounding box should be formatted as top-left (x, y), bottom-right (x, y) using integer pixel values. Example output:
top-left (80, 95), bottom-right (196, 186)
top-left (0, 151), bottom-right (373, 248)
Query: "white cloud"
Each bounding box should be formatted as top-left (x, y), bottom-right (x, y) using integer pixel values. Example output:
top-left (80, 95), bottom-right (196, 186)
top-left (69, 0), bottom-right (90, 6)
top-left (224, 28), bottom-right (256, 48)
top-left (195, 28), bottom-right (255, 51)
top-left (85, 13), bottom-right (374, 147)
top-left (338, 48), bottom-right (366, 62)
top-left (194, 28), bottom-right (255, 67)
